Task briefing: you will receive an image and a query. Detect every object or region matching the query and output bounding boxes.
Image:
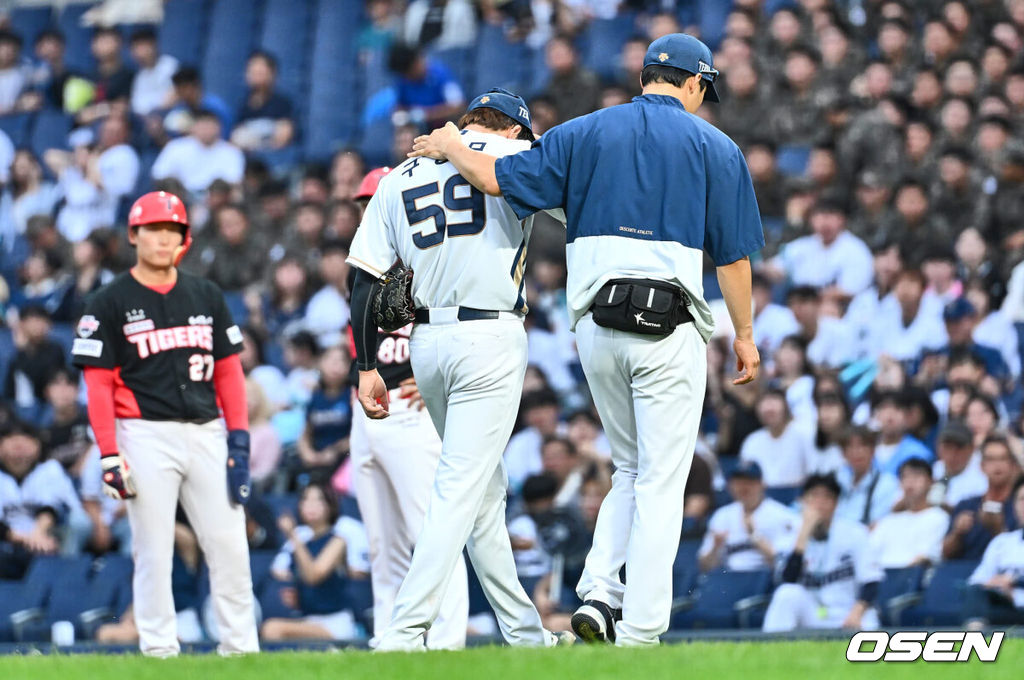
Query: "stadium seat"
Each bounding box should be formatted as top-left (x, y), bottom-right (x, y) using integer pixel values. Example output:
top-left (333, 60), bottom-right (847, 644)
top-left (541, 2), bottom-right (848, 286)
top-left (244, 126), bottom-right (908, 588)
top-left (9, 6), bottom-right (54, 47)
top-left (0, 112), bottom-right (34, 147)
top-left (259, 578), bottom-right (301, 621)
top-left (57, 3), bottom-right (95, 74)
top-left (427, 47), bottom-right (475, 100)
top-left (764, 486), bottom-right (801, 506)
top-left (0, 581), bottom-right (47, 642)
top-left (305, 0), bottom-right (362, 161)
top-left (697, 0), bottom-right (731, 50)
top-left (671, 569), bottom-right (773, 630)
top-left (18, 575), bottom-right (121, 642)
top-left (580, 13), bottom-right (637, 82)
top-left (249, 550), bottom-right (277, 592)
top-left (901, 560), bottom-right (978, 626)
top-left (263, 492), bottom-right (299, 519)
top-left (672, 539), bottom-right (702, 604)
top-left (877, 565), bottom-right (925, 626)
top-left (30, 110), bottom-right (73, 161)
top-left (346, 577), bottom-right (374, 633)
top-left (21, 554), bottom-right (93, 593)
top-left (93, 554), bottom-right (134, 583)
top-left (775, 145), bottom-right (811, 177)
top-left (259, 0), bottom-right (313, 103)
top-left (473, 24), bottom-right (529, 97)
top-left (202, 0), bottom-right (260, 115)
top-left (159, 0), bottom-right (209, 65)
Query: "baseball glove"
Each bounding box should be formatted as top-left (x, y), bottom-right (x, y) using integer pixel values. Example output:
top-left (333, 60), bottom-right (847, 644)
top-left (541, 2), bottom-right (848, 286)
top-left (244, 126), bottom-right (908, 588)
top-left (372, 263), bottom-right (415, 332)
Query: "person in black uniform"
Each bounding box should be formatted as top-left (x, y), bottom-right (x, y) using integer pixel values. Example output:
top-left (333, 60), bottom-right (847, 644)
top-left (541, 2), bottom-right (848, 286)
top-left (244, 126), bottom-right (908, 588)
top-left (71, 191), bottom-right (258, 657)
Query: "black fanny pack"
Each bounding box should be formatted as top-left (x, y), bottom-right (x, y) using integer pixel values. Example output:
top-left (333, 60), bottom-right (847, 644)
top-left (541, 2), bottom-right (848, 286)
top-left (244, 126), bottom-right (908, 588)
top-left (589, 278), bottom-right (693, 336)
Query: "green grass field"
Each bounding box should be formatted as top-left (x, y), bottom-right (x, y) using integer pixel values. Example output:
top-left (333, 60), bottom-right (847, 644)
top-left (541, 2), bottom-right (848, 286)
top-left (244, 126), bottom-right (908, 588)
top-left (2, 640), bottom-right (1021, 680)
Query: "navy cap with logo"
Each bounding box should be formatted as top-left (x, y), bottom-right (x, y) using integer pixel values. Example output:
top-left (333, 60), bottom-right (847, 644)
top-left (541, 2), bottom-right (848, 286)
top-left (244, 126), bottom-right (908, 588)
top-left (468, 88), bottom-right (533, 136)
top-left (729, 460), bottom-right (763, 481)
top-left (643, 33), bottom-right (720, 102)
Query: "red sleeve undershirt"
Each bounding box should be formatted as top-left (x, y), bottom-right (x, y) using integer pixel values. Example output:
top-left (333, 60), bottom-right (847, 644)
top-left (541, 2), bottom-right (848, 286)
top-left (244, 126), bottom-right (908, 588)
top-left (83, 366), bottom-right (119, 458)
top-left (214, 354), bottom-right (249, 431)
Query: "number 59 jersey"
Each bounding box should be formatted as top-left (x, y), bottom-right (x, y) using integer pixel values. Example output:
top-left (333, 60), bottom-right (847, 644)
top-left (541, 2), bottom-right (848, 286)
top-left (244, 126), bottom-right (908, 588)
top-left (348, 130), bottom-right (539, 314)
top-left (71, 271), bottom-right (244, 422)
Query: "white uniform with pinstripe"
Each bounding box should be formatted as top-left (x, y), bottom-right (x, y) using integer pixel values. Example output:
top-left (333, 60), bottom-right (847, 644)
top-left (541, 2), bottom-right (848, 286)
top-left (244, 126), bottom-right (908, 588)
top-left (347, 131), bottom-right (561, 650)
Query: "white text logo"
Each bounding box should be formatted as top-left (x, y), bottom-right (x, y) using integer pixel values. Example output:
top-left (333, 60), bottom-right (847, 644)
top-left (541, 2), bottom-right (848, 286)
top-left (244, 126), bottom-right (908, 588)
top-left (846, 631), bottom-right (1003, 663)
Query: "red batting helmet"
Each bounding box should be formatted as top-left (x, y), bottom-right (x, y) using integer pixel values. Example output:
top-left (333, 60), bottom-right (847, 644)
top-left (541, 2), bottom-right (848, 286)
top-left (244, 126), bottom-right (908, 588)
top-left (128, 191), bottom-right (191, 265)
top-left (354, 167), bottom-right (392, 200)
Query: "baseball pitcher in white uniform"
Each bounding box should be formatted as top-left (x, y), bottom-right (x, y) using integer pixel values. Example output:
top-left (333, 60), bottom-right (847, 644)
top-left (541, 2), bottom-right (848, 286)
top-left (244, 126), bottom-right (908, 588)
top-left (347, 89), bottom-right (572, 650)
top-left (347, 168), bottom-right (469, 650)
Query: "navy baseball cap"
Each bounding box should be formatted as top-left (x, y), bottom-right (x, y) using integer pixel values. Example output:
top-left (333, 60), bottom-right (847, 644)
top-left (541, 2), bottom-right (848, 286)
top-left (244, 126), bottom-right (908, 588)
top-left (468, 88), bottom-right (533, 135)
top-left (943, 297), bottom-right (977, 322)
top-left (729, 461), bottom-right (763, 481)
top-left (644, 33), bottom-right (720, 102)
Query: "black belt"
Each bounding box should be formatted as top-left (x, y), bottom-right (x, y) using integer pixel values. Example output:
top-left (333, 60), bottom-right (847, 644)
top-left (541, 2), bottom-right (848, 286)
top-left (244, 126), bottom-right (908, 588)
top-left (413, 307), bottom-right (503, 323)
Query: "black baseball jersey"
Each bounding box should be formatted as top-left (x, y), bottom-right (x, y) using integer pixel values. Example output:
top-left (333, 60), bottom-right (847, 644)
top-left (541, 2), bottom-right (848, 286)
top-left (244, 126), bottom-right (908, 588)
top-left (71, 271), bottom-right (243, 422)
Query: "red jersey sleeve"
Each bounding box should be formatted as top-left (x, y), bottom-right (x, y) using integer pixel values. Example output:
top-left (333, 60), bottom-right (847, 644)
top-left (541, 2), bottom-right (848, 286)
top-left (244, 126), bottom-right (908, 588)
top-left (214, 354), bottom-right (249, 431)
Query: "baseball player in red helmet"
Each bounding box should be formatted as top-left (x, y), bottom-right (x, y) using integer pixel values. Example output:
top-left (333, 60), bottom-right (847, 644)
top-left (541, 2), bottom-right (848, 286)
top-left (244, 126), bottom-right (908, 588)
top-left (72, 191), bottom-right (259, 656)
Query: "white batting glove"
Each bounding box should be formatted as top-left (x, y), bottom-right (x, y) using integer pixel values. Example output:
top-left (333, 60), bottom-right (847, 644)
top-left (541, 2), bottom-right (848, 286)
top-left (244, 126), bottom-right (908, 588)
top-left (101, 454), bottom-right (137, 500)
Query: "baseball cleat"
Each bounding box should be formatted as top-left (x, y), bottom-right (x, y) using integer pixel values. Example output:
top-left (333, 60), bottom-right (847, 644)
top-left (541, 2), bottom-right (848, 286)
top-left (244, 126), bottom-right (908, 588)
top-left (571, 600), bottom-right (621, 644)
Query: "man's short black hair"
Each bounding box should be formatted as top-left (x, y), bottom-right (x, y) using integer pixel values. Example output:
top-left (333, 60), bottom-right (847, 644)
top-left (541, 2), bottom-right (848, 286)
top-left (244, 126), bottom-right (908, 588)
top-left (802, 473), bottom-right (841, 499)
top-left (0, 419), bottom-right (41, 442)
top-left (320, 239), bottom-right (348, 257)
top-left (898, 457), bottom-right (933, 478)
top-left (172, 66), bottom-right (202, 86)
top-left (248, 49), bottom-right (278, 73)
top-left (193, 108), bottom-right (220, 123)
top-left (35, 28), bottom-right (65, 46)
top-left (287, 330), bottom-right (320, 357)
top-left (129, 26), bottom-right (158, 44)
top-left (388, 43), bottom-right (420, 76)
top-left (522, 473), bottom-right (560, 504)
top-left (19, 304), bottom-right (51, 322)
top-left (786, 285), bottom-right (821, 303)
top-left (641, 64), bottom-right (705, 92)
top-left (92, 26), bottom-right (122, 41)
top-left (521, 388), bottom-right (559, 411)
top-left (0, 30), bottom-right (23, 48)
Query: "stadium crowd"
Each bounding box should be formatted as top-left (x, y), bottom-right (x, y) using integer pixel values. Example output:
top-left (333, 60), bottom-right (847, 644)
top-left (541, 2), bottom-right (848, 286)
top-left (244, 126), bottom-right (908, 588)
top-left (2, 0), bottom-right (1024, 644)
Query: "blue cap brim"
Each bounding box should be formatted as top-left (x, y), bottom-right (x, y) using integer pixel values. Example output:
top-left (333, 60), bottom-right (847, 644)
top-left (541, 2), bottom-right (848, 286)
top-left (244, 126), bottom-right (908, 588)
top-left (705, 79), bottom-right (720, 103)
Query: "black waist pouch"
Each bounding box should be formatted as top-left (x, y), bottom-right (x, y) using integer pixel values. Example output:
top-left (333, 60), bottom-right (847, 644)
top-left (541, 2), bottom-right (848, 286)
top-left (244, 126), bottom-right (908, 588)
top-left (590, 278), bottom-right (693, 336)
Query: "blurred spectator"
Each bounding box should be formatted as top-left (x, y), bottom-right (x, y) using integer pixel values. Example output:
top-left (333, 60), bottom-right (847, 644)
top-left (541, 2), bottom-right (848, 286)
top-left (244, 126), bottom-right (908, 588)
top-left (871, 390), bottom-right (933, 476)
top-left (982, 144), bottom-right (1024, 256)
top-left (387, 44), bottom-right (465, 129)
top-left (78, 446), bottom-right (130, 556)
top-left (770, 335), bottom-right (815, 425)
top-left (77, 26), bottom-right (135, 124)
top-left (304, 240), bottom-right (351, 349)
top-left (128, 26), bottom-right (177, 116)
top-left (869, 458), bottom-right (949, 569)
top-left (297, 346), bottom-right (352, 485)
top-left (160, 66), bottom-right (233, 139)
top-left (247, 378), bottom-right (282, 488)
top-left (282, 330), bottom-right (320, 408)
top-left (943, 434), bottom-right (1021, 561)
top-left (963, 279), bottom-right (1018, 379)
top-left (0, 30), bottom-right (28, 114)
top-left (614, 35), bottom-right (646, 97)
top-left (808, 388), bottom-right (847, 475)
top-left (403, 0), bottom-right (477, 49)
top-left (932, 421), bottom-right (988, 510)
top-left (36, 367), bottom-right (88, 458)
top-left (326, 200), bottom-right (361, 245)
top-left (506, 389), bottom-right (565, 494)
top-left (835, 425), bottom-right (901, 526)
top-left (0, 422), bottom-right (83, 576)
top-left (698, 461), bottom-right (799, 573)
top-left (358, 0), bottom-right (402, 54)
top-left (239, 327), bottom-right (288, 411)
top-left (785, 286), bottom-right (849, 368)
top-left (0, 149), bottom-right (60, 245)
top-left (963, 477), bottom-right (1024, 626)
top-left (763, 474), bottom-right (883, 632)
top-left (744, 140), bottom-right (785, 220)
top-left (56, 229), bottom-right (114, 321)
top-left (262, 484), bottom-right (357, 640)
top-left (22, 29), bottom-right (72, 111)
top-left (862, 268), bottom-right (946, 363)
top-left (770, 45), bottom-right (826, 145)
top-left (152, 109), bottom-right (245, 195)
top-left (565, 408), bottom-right (609, 461)
top-left (540, 436), bottom-right (583, 508)
top-left (768, 198), bottom-right (873, 300)
top-left (47, 116), bottom-right (140, 242)
top-left (509, 473), bottom-right (557, 583)
top-left (740, 389), bottom-right (815, 488)
top-left (542, 34), bottom-right (601, 124)
top-left (232, 51), bottom-right (295, 152)
top-left (192, 204), bottom-right (266, 292)
top-left (248, 257), bottom-right (312, 342)
top-left (843, 241), bottom-right (901, 358)
top-left (751, 274), bottom-right (798, 359)
top-left (940, 297), bottom-right (1008, 382)
top-left (965, 394), bottom-right (1001, 451)
top-left (3, 306), bottom-right (66, 420)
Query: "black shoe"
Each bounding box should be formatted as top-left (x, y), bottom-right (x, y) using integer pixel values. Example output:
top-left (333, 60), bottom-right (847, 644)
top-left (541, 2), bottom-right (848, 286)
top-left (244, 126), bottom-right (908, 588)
top-left (571, 600), bottom-right (621, 643)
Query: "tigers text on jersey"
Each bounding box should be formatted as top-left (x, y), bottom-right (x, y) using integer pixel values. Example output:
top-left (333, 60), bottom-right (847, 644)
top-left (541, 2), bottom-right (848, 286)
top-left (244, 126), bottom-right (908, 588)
top-left (71, 271), bottom-right (243, 421)
top-left (347, 130), bottom-right (535, 314)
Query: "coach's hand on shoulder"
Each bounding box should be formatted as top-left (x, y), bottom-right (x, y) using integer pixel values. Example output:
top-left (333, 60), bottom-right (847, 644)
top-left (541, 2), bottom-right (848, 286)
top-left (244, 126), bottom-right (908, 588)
top-left (359, 369), bottom-right (390, 419)
top-left (227, 430), bottom-right (252, 506)
top-left (101, 454), bottom-right (137, 500)
top-left (410, 121), bottom-right (460, 160)
top-left (732, 337), bottom-right (760, 385)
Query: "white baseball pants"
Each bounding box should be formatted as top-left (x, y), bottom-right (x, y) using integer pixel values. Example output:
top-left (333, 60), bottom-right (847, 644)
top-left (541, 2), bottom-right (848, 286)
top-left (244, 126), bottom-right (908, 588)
top-left (762, 583), bottom-right (880, 631)
top-left (573, 314), bottom-right (707, 646)
top-left (118, 418), bottom-right (259, 657)
top-left (350, 386), bottom-right (469, 649)
top-left (377, 316), bottom-right (551, 650)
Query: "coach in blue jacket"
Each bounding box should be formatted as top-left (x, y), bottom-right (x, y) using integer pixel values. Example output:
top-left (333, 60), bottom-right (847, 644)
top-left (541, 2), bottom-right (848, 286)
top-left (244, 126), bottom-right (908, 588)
top-left (411, 33), bottom-right (764, 646)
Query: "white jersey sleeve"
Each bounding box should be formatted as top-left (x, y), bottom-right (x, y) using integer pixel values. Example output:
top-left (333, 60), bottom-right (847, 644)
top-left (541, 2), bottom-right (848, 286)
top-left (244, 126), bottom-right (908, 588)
top-left (348, 187), bottom-right (399, 278)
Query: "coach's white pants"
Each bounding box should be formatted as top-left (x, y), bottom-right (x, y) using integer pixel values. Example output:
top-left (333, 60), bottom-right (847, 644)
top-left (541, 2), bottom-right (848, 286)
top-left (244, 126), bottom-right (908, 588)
top-left (377, 317), bottom-right (550, 650)
top-left (350, 388), bottom-right (469, 650)
top-left (574, 314), bottom-right (707, 646)
top-left (118, 419), bottom-right (259, 657)
top-left (762, 583), bottom-right (881, 631)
